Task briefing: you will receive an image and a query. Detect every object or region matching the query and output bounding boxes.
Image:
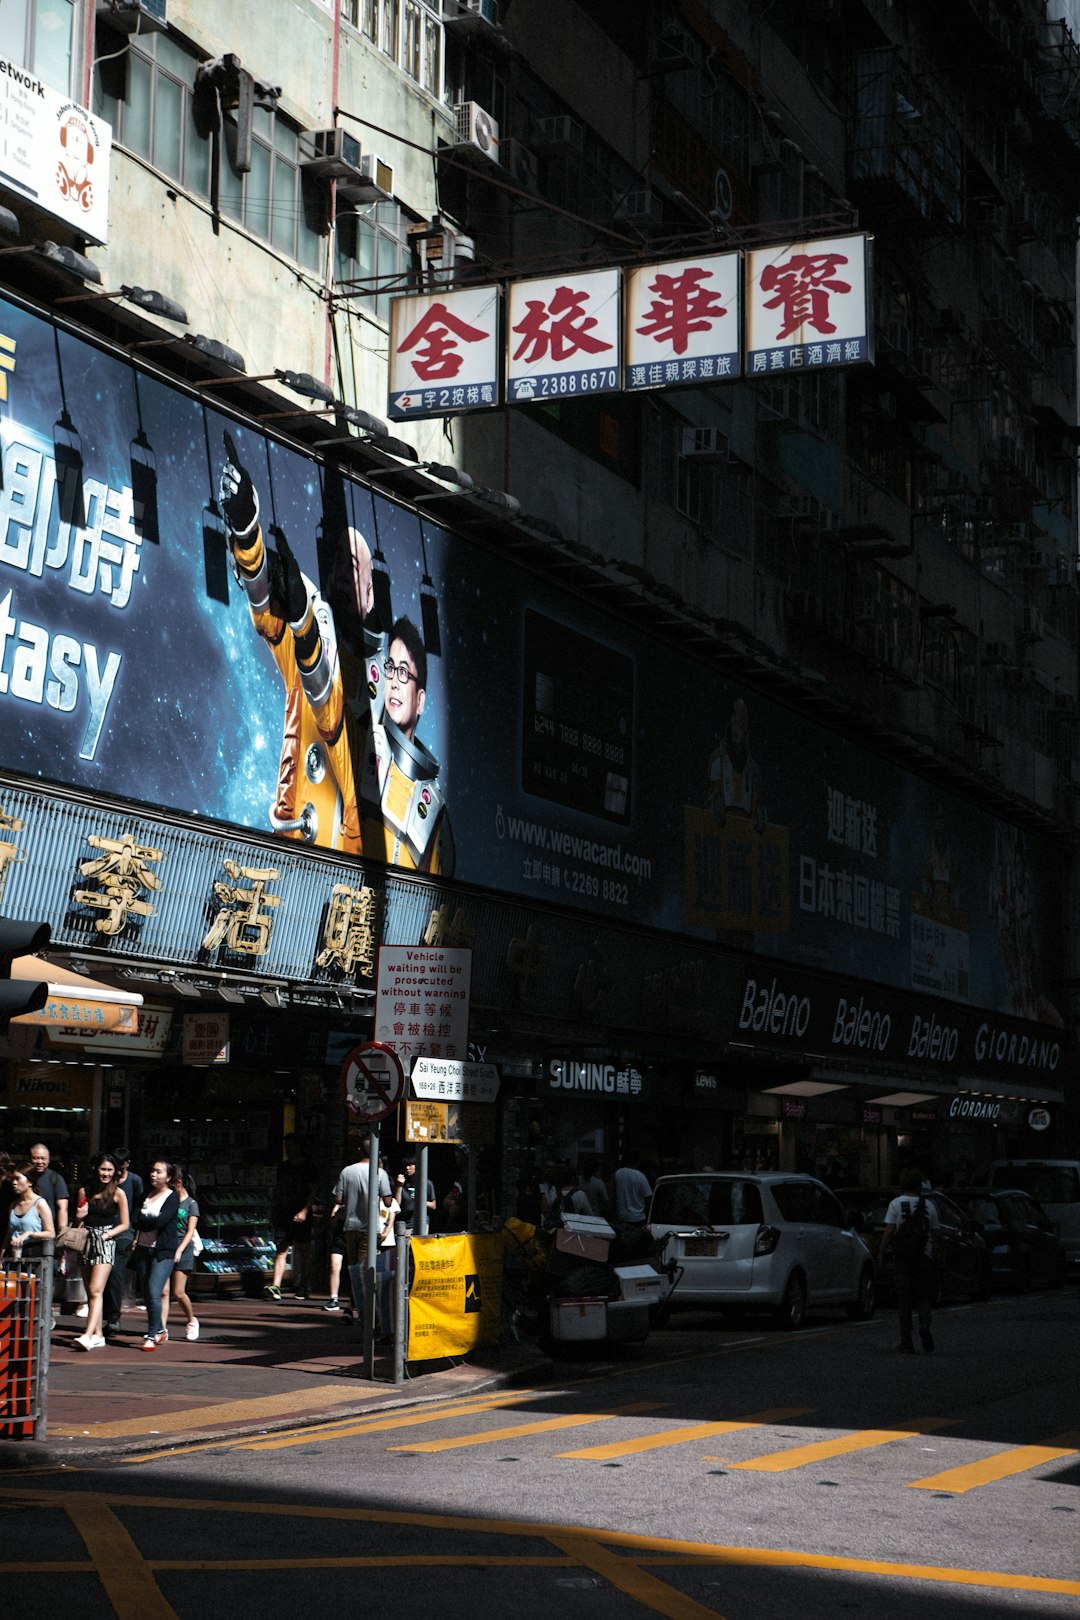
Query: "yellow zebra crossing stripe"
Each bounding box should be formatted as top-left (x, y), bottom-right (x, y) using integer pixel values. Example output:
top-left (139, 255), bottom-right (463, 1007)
top-left (733, 1416), bottom-right (955, 1472)
top-left (388, 1401), bottom-right (668, 1453)
top-left (556, 1406), bottom-right (810, 1461)
top-left (907, 1431), bottom-right (1080, 1494)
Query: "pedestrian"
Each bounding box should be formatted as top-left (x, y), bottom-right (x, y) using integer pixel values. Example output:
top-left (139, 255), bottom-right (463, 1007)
top-left (3, 1163), bottom-right (55, 1255)
top-left (543, 1162), bottom-right (593, 1226)
top-left (396, 1152), bottom-right (435, 1235)
top-left (161, 1169), bottom-right (201, 1342)
top-left (104, 1147), bottom-right (143, 1338)
top-left (580, 1156), bottom-right (611, 1221)
top-left (72, 1153), bottom-right (129, 1351)
top-left (880, 1167), bottom-right (941, 1354)
top-left (613, 1156), bottom-right (652, 1233)
top-left (376, 1170), bottom-right (402, 1342)
top-left (28, 1142), bottom-right (68, 1230)
top-left (322, 1196), bottom-right (348, 1316)
top-left (331, 1136), bottom-right (391, 1318)
top-left (133, 1159), bottom-right (180, 1352)
top-left (265, 1134), bottom-right (316, 1301)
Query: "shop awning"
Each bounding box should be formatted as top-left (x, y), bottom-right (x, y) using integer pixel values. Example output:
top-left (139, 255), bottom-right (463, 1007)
top-left (9, 955), bottom-right (143, 1035)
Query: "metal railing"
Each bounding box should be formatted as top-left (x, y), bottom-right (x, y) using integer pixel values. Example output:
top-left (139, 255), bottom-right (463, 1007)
top-left (0, 1237), bottom-right (55, 1442)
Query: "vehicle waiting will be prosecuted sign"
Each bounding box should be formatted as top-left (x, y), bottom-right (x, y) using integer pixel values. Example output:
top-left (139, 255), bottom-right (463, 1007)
top-left (374, 946), bottom-right (472, 1062)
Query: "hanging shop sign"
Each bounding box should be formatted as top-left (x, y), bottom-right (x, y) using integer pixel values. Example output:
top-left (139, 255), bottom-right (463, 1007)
top-left (407, 1232), bottom-right (502, 1359)
top-left (624, 250), bottom-right (741, 389)
top-left (745, 232), bottom-right (872, 376)
top-left (0, 58), bottom-right (112, 243)
top-left (506, 267), bottom-right (621, 402)
top-left (183, 1011), bottom-right (229, 1065)
top-left (47, 1000), bottom-right (171, 1055)
top-left (544, 1056), bottom-right (646, 1097)
top-left (388, 285), bottom-right (501, 420)
top-left (340, 1039), bottom-right (406, 1122)
top-left (1027, 1106), bottom-right (1052, 1131)
top-left (374, 945), bottom-right (471, 1062)
top-left (410, 1056), bottom-right (499, 1102)
top-left (389, 235), bottom-right (869, 416)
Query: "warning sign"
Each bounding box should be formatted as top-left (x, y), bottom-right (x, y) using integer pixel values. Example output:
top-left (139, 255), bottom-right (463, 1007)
top-left (340, 1041), bottom-right (406, 1123)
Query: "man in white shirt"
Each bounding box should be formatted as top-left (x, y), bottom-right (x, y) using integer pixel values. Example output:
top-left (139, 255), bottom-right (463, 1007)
top-left (613, 1158), bottom-right (652, 1230)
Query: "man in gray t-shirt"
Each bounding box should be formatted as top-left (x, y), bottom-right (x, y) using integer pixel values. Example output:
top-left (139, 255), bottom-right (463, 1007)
top-left (332, 1142), bottom-right (391, 1268)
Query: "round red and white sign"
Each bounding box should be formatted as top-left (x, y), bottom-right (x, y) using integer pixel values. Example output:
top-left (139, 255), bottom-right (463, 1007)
top-left (340, 1041), bottom-right (406, 1123)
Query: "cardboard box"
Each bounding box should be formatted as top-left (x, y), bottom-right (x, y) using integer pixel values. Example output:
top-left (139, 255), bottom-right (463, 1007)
top-left (550, 1297), bottom-right (608, 1341)
top-left (614, 1264), bottom-right (663, 1303)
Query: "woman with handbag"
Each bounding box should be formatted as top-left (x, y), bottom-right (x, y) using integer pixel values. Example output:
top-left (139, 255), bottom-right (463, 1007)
top-left (134, 1159), bottom-right (180, 1353)
top-left (72, 1154), bottom-right (129, 1351)
top-left (161, 1169), bottom-right (201, 1343)
top-left (3, 1164), bottom-right (55, 1255)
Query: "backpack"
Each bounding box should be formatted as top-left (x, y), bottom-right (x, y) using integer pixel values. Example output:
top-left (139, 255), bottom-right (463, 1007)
top-left (892, 1197), bottom-right (930, 1263)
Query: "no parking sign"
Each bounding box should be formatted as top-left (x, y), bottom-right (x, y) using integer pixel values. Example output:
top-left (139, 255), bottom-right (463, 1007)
top-left (340, 1040), bottom-right (406, 1123)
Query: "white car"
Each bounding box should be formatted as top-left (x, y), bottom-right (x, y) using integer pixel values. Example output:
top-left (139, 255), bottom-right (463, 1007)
top-left (649, 1171), bottom-right (876, 1330)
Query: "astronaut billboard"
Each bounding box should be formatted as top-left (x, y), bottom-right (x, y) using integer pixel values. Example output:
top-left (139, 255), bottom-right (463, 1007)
top-left (0, 292), bottom-right (1063, 1023)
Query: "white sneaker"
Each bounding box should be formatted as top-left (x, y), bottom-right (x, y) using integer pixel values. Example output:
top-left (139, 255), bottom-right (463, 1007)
top-left (73, 1333), bottom-right (93, 1351)
top-left (75, 1304), bottom-right (89, 1318)
top-left (89, 1335), bottom-right (106, 1350)
top-left (186, 1319), bottom-right (200, 1341)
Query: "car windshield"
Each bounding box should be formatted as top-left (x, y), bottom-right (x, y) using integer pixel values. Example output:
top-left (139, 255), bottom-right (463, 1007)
top-left (966, 1195), bottom-right (999, 1225)
top-left (650, 1178), bottom-right (763, 1226)
top-left (991, 1166), bottom-right (1079, 1203)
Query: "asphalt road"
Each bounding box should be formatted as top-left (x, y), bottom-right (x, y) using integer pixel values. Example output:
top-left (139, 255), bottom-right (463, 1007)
top-left (2, 1285), bottom-right (1077, 1619)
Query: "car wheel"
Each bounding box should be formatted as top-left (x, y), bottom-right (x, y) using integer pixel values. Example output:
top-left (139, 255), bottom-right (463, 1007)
top-left (846, 1265), bottom-right (876, 1320)
top-left (774, 1272), bottom-right (807, 1331)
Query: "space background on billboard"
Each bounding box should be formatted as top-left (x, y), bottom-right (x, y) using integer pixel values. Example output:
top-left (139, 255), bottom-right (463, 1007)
top-left (0, 292), bottom-right (1063, 1027)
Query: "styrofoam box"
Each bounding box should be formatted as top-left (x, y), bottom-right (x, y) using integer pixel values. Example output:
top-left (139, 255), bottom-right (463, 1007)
top-left (614, 1264), bottom-right (664, 1302)
top-left (550, 1297), bottom-right (608, 1340)
top-left (554, 1228), bottom-right (610, 1262)
top-left (605, 1299), bottom-right (650, 1341)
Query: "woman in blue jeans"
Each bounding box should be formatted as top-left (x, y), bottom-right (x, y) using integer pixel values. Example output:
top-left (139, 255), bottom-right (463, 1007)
top-left (133, 1159), bottom-right (180, 1352)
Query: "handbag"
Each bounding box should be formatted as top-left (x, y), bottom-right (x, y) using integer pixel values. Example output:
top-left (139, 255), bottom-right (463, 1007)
top-left (56, 1225), bottom-right (89, 1255)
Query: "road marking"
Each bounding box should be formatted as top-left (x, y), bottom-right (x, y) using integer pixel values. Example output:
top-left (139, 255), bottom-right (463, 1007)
top-left (907, 1431), bottom-right (1080, 1494)
top-left (53, 1381), bottom-right (370, 1438)
top-left (733, 1416), bottom-right (956, 1473)
top-left (121, 1391), bottom-right (543, 1461)
top-left (64, 1495), bottom-right (180, 1620)
top-left (388, 1402), bottom-right (668, 1453)
top-left (557, 1407), bottom-right (810, 1461)
top-left (2, 1487), bottom-right (1077, 1599)
top-left (549, 1532), bottom-right (722, 1620)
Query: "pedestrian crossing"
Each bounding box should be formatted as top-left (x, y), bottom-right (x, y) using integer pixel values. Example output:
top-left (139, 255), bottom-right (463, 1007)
top-left (161, 1394), bottom-right (1080, 1498)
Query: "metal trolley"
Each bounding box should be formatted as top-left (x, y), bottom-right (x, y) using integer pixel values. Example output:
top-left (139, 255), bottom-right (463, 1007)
top-left (0, 1238), bottom-right (55, 1442)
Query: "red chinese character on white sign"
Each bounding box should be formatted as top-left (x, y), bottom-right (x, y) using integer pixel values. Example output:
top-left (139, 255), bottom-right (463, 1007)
top-left (511, 284), bottom-right (613, 364)
top-left (396, 300), bottom-right (490, 381)
top-left (635, 266), bottom-right (727, 356)
top-left (759, 251), bottom-right (851, 340)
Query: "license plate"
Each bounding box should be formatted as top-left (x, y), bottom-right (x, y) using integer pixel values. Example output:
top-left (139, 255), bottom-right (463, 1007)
top-left (682, 1237), bottom-right (718, 1257)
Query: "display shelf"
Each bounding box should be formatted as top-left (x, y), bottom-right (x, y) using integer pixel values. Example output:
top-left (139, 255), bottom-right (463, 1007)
top-left (196, 1185), bottom-right (276, 1283)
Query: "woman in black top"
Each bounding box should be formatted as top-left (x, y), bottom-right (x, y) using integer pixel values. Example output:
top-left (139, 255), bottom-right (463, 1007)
top-left (133, 1159), bottom-right (180, 1352)
top-left (73, 1153), bottom-right (129, 1351)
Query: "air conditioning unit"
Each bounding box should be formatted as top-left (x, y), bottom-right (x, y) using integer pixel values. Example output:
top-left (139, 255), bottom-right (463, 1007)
top-left (501, 138), bottom-right (538, 190)
top-left (300, 127), bottom-right (363, 183)
top-left (452, 102), bottom-right (500, 163)
top-left (614, 189), bottom-right (664, 227)
top-left (96, 0), bottom-right (167, 31)
top-left (1020, 605), bottom-right (1045, 641)
top-left (680, 427), bottom-right (729, 461)
top-left (348, 151), bottom-right (394, 201)
top-left (444, 0), bottom-right (500, 27)
top-left (983, 640), bottom-right (1010, 664)
top-left (534, 115), bottom-right (584, 152)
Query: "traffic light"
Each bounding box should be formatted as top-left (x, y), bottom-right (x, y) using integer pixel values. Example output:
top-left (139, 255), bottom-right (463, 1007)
top-left (0, 918), bottom-right (51, 1028)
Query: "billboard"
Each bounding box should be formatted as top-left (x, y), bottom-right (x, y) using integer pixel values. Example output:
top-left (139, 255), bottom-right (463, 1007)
top-left (0, 58), bottom-right (111, 243)
top-left (0, 293), bottom-right (1063, 1023)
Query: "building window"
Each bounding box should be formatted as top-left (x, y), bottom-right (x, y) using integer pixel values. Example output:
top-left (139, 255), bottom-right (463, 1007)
top-left (94, 32), bottom-right (322, 273)
top-left (345, 0), bottom-right (442, 97)
top-left (219, 105), bottom-right (323, 272)
top-left (335, 200), bottom-right (410, 324)
top-left (93, 31), bottom-right (211, 196)
top-left (2, 0), bottom-right (74, 92)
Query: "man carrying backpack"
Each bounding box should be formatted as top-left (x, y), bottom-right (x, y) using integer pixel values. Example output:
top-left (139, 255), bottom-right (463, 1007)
top-left (881, 1167), bottom-right (941, 1354)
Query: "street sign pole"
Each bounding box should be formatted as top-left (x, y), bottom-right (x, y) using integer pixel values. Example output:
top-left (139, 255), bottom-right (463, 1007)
top-left (417, 1144), bottom-right (430, 1237)
top-left (364, 1123), bottom-right (380, 1379)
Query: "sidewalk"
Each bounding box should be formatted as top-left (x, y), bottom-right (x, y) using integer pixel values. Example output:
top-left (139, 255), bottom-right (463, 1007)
top-left (1, 1290), bottom-right (547, 1466)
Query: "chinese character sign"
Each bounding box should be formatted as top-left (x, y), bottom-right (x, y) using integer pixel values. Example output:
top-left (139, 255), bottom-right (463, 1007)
top-left (389, 286), bottom-right (500, 419)
top-left (624, 252), bottom-right (741, 390)
top-left (745, 233), bottom-right (872, 376)
top-left (374, 945), bottom-right (472, 1062)
top-left (506, 269), bottom-right (620, 402)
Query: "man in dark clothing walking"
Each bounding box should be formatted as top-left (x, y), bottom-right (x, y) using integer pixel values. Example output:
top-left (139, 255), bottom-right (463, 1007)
top-left (880, 1167), bottom-right (941, 1354)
